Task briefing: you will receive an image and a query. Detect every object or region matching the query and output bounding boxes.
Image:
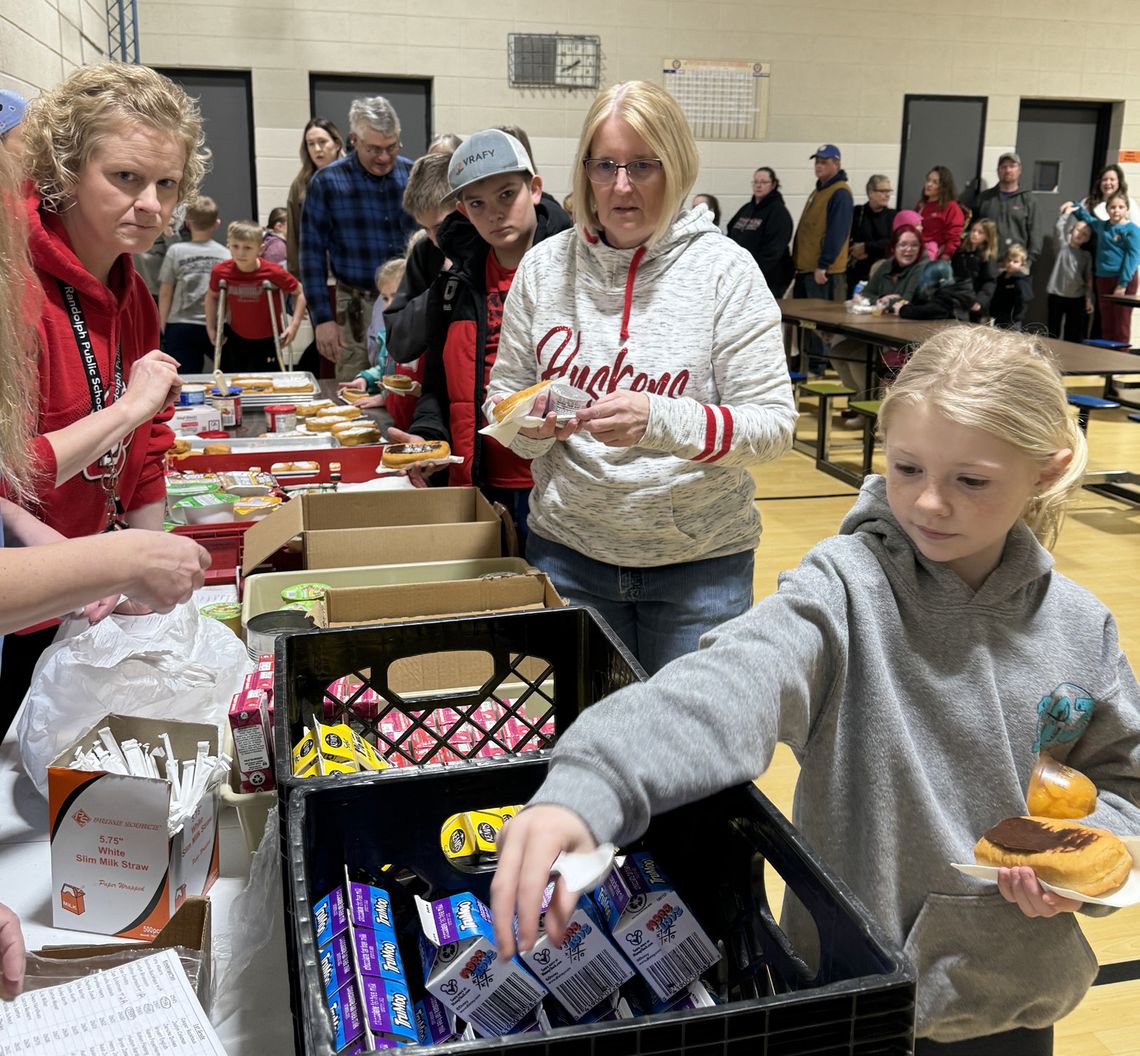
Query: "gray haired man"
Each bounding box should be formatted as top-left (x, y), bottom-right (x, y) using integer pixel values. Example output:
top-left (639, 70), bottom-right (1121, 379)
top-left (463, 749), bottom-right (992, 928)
top-left (300, 96), bottom-right (418, 379)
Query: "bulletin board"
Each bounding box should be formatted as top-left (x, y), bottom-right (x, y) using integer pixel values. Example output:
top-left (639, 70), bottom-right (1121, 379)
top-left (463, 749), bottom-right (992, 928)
top-left (662, 59), bottom-right (771, 141)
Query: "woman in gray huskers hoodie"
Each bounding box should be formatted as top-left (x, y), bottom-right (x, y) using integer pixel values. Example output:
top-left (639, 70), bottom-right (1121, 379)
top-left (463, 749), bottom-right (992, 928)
top-left (492, 327), bottom-right (1140, 1055)
top-left (486, 81), bottom-right (796, 676)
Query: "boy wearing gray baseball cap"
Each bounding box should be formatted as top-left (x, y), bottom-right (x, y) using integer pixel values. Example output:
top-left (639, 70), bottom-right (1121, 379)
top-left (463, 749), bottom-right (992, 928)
top-left (393, 129), bottom-right (572, 545)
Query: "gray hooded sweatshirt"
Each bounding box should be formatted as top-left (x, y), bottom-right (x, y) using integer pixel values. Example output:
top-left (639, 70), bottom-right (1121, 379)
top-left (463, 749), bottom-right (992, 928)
top-left (532, 476), bottom-right (1140, 1042)
top-left (485, 208), bottom-right (797, 568)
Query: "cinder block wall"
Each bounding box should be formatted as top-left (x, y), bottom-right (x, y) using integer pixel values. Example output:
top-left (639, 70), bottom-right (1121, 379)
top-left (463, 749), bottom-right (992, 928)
top-left (5, 1), bottom-right (1140, 231)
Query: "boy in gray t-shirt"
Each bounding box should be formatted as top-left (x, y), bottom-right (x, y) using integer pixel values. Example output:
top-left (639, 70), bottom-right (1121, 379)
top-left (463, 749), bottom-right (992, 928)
top-left (1045, 214), bottom-right (1093, 343)
top-left (159, 195), bottom-right (230, 373)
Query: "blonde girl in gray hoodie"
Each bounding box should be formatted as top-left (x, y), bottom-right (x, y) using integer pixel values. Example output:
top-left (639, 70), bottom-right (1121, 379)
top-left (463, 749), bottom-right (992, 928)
top-left (492, 327), bottom-right (1140, 1055)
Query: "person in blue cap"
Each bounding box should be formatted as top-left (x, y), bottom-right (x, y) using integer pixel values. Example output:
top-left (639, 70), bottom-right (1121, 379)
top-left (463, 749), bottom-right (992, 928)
top-left (791, 144), bottom-right (853, 367)
top-left (0, 88), bottom-right (27, 156)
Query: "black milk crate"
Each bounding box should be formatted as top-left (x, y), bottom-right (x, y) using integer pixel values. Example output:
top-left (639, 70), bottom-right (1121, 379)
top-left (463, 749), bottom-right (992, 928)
top-left (285, 759), bottom-right (916, 1055)
top-left (271, 607), bottom-right (644, 1036)
top-left (272, 607), bottom-right (645, 801)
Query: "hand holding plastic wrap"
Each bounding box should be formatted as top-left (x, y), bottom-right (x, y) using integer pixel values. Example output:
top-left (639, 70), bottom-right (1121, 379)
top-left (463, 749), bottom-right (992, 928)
top-left (17, 602), bottom-right (252, 798)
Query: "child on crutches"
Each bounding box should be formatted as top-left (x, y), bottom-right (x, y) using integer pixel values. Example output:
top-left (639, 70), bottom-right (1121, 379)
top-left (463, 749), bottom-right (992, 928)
top-left (205, 219), bottom-right (306, 373)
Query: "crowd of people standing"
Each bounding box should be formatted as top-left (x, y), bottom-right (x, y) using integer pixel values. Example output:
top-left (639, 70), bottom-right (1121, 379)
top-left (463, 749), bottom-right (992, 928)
top-left (715, 145), bottom-right (1139, 346)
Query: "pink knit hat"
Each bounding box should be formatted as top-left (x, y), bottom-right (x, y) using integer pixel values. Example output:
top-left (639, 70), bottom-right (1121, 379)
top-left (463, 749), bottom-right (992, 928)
top-left (893, 209), bottom-right (923, 231)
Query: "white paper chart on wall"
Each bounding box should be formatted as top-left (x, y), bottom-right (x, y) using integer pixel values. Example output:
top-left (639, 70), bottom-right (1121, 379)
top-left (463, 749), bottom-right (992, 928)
top-left (662, 59), bottom-right (771, 141)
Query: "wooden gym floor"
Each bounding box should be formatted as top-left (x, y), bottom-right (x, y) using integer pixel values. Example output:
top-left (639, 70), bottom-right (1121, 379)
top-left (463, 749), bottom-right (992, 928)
top-left (749, 378), bottom-right (1140, 1053)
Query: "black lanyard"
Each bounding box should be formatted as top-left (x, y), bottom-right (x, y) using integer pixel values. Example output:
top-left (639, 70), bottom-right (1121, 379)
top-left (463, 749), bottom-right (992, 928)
top-left (58, 281), bottom-right (123, 410)
top-left (58, 281), bottom-right (127, 530)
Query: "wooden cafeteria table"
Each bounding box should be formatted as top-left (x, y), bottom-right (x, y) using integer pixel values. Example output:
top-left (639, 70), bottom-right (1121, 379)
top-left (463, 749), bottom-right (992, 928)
top-left (780, 299), bottom-right (1140, 385)
top-left (779, 299), bottom-right (1140, 503)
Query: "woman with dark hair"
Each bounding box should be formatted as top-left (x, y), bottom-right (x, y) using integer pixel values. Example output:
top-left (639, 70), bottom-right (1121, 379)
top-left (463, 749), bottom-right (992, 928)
top-left (917, 165), bottom-right (965, 260)
top-left (260, 205), bottom-right (288, 265)
top-left (726, 166), bottom-right (794, 295)
top-left (1082, 163), bottom-right (1140, 224)
top-left (285, 117), bottom-right (344, 275)
top-left (692, 193), bottom-right (721, 227)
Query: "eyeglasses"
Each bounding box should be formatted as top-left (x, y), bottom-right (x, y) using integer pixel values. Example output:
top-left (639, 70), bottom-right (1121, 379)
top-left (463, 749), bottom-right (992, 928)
top-left (583, 159), bottom-right (664, 184)
top-left (360, 140), bottom-right (402, 159)
top-left (872, 186), bottom-right (893, 194)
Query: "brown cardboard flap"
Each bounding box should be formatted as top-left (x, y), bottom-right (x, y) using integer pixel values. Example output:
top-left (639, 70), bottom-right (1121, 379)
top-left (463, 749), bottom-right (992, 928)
top-left (304, 522), bottom-right (500, 571)
top-left (241, 488), bottom-right (501, 573)
top-left (34, 897), bottom-right (211, 958)
top-left (317, 573), bottom-right (564, 628)
top-left (241, 494), bottom-right (305, 573)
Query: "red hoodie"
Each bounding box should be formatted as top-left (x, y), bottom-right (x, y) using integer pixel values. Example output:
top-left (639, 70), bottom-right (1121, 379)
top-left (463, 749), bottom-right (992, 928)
top-left (24, 189), bottom-right (173, 537)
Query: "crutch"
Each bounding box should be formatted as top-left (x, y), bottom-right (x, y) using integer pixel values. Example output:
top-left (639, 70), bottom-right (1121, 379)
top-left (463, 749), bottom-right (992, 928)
top-left (263, 280), bottom-right (292, 371)
top-left (211, 279), bottom-right (228, 372)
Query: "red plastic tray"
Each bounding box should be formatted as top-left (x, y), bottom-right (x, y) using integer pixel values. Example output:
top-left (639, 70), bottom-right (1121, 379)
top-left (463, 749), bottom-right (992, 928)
top-left (172, 521), bottom-right (254, 585)
top-left (167, 446), bottom-right (383, 483)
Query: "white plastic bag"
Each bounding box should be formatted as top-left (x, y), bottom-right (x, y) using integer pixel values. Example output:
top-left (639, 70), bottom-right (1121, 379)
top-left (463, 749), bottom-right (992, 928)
top-left (17, 602), bottom-right (252, 797)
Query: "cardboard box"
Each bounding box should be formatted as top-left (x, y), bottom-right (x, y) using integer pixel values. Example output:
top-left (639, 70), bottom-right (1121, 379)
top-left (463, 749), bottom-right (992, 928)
top-left (29, 897), bottom-right (213, 1009)
top-left (48, 715), bottom-right (221, 939)
top-left (312, 572), bottom-right (564, 629)
top-left (240, 487), bottom-right (503, 574)
top-left (309, 574), bottom-right (563, 697)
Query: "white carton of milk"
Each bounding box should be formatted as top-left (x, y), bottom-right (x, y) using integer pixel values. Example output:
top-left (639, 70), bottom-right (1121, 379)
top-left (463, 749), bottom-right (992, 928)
top-left (415, 891), bottom-right (547, 1038)
top-left (593, 852), bottom-right (720, 1002)
top-left (520, 890), bottom-right (633, 1021)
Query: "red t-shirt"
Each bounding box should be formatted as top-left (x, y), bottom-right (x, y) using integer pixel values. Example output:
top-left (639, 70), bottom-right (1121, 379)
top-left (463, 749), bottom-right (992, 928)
top-left (209, 259), bottom-right (299, 339)
top-left (479, 252), bottom-right (531, 488)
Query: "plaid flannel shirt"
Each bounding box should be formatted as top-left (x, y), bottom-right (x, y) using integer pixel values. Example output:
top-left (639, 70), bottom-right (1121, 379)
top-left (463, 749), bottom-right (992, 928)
top-left (299, 151), bottom-right (417, 325)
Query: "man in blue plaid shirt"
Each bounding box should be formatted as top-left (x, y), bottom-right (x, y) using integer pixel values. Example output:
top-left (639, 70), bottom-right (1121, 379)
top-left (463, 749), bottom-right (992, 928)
top-left (300, 95), bottom-right (418, 380)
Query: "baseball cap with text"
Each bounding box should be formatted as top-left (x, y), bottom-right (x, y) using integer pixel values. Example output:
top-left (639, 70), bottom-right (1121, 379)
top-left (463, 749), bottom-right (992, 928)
top-left (810, 144), bottom-right (841, 160)
top-left (443, 129), bottom-right (535, 204)
top-left (0, 89), bottom-right (27, 136)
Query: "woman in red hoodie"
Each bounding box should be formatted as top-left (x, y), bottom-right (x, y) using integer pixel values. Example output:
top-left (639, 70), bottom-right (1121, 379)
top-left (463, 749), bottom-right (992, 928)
top-left (2, 63), bottom-right (211, 695)
top-left (917, 165), bottom-right (965, 260)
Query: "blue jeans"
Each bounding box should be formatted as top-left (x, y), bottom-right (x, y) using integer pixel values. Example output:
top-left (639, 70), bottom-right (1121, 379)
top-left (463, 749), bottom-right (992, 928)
top-left (163, 322), bottom-right (212, 374)
top-left (793, 271), bottom-right (846, 366)
top-left (526, 532), bottom-right (754, 676)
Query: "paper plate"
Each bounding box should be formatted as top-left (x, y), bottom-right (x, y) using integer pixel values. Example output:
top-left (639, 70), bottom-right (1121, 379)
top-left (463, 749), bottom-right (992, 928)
top-left (951, 834), bottom-right (1140, 907)
top-left (382, 380), bottom-right (421, 396)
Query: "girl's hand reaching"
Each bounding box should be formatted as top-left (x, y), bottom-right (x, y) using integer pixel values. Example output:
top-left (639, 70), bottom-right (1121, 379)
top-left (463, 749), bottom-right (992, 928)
top-left (490, 804), bottom-right (596, 957)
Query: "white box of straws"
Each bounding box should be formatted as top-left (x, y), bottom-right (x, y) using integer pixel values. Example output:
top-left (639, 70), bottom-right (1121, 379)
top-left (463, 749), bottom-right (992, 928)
top-left (47, 714), bottom-right (221, 939)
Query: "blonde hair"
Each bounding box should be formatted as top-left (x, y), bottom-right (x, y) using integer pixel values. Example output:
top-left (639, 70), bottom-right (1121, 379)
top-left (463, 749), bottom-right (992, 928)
top-left (403, 151), bottom-right (453, 218)
top-left (1002, 242), bottom-right (1028, 265)
top-left (969, 219), bottom-right (998, 261)
top-left (227, 219), bottom-right (263, 245)
top-left (375, 257), bottom-right (406, 293)
top-left (572, 81), bottom-right (698, 247)
top-left (879, 327), bottom-right (1087, 549)
top-left (0, 151), bottom-right (41, 501)
top-left (23, 63), bottom-right (209, 211)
